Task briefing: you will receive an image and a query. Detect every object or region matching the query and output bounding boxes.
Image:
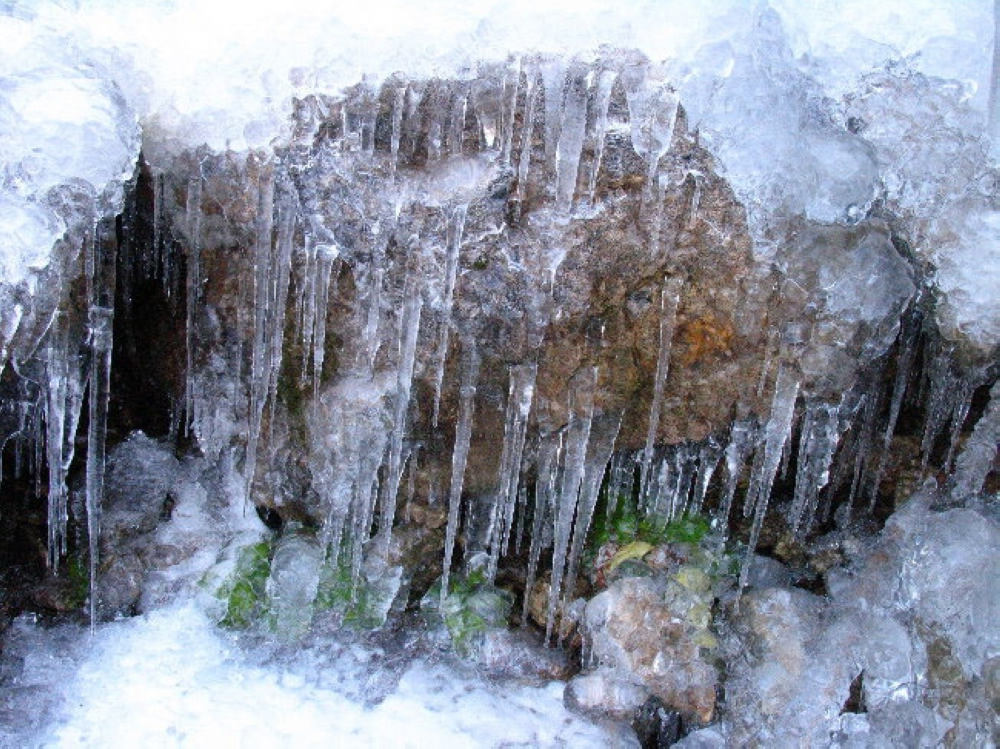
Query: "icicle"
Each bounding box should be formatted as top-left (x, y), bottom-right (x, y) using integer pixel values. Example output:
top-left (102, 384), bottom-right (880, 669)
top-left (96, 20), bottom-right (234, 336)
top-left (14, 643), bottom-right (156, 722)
top-left (389, 86), bottom-right (406, 179)
top-left (449, 90), bottom-right (468, 157)
top-left (379, 274), bottom-right (424, 553)
top-left (554, 67), bottom-right (589, 214)
top-left (560, 410), bottom-right (622, 632)
top-left (265, 188), bottom-right (298, 429)
top-left (868, 311), bottom-right (920, 512)
top-left (441, 345), bottom-right (479, 605)
top-left (516, 70), bottom-right (539, 203)
top-left (86, 306), bottom-right (114, 628)
top-left (431, 204), bottom-right (468, 427)
top-left (183, 175), bottom-right (202, 436)
top-left (363, 266), bottom-right (384, 375)
top-left (639, 276), bottom-right (683, 505)
top-left (485, 362), bottom-right (538, 579)
top-left (513, 484), bottom-right (529, 555)
top-left (245, 168), bottom-right (275, 505)
top-left (311, 244), bottom-right (337, 400)
top-left (847, 389), bottom-right (880, 517)
top-left (545, 366), bottom-right (597, 643)
top-left (788, 402), bottom-right (841, 537)
top-left (624, 79), bottom-right (679, 198)
top-left (717, 419), bottom-right (756, 536)
top-left (298, 233), bottom-right (318, 384)
top-left (690, 437), bottom-right (723, 516)
top-left (942, 374), bottom-right (980, 472)
top-left (587, 69), bottom-right (618, 206)
top-left (540, 59), bottom-right (567, 177)
top-left (948, 378), bottom-right (1000, 501)
top-left (739, 364), bottom-right (800, 591)
top-left (605, 451), bottom-right (637, 521)
top-left (44, 311), bottom-right (69, 569)
top-left (500, 58), bottom-right (522, 166)
top-left (920, 343), bottom-right (957, 470)
top-left (522, 430), bottom-right (563, 626)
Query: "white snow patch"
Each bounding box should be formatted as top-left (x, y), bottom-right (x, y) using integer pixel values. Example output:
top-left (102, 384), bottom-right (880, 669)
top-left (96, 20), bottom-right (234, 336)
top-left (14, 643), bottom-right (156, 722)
top-left (12, 601), bottom-right (615, 748)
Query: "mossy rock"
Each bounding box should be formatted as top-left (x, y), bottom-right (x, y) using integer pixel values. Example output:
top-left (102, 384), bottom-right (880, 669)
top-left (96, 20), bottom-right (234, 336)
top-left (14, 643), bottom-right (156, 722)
top-left (216, 541), bottom-right (272, 629)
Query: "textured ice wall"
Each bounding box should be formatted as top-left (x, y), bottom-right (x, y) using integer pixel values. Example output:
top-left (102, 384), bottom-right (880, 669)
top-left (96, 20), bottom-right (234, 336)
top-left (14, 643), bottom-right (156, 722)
top-left (2, 0), bottom-right (998, 345)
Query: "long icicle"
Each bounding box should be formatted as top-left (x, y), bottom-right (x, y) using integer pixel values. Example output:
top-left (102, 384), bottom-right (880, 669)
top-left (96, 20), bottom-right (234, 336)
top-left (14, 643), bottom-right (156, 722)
top-left (379, 270), bottom-right (423, 553)
top-left (431, 204), bottom-right (468, 427)
top-left (545, 366), bottom-right (597, 644)
top-left (639, 276), bottom-right (683, 505)
top-left (441, 343), bottom-right (479, 605)
top-left (739, 364), bottom-right (800, 591)
top-left (485, 362), bottom-right (537, 580)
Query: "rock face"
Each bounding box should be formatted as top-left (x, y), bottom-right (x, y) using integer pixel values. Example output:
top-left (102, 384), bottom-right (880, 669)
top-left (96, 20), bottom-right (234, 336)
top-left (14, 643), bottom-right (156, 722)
top-left (580, 573), bottom-right (719, 724)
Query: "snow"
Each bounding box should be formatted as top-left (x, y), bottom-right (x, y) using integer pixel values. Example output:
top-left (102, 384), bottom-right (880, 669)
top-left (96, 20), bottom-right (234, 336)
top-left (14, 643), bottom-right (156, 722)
top-left (6, 600), bottom-right (616, 748)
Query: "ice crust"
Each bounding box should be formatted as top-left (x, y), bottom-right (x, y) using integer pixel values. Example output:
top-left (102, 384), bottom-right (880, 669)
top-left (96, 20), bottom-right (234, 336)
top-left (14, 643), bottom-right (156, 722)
top-left (2, 0), bottom-right (999, 345)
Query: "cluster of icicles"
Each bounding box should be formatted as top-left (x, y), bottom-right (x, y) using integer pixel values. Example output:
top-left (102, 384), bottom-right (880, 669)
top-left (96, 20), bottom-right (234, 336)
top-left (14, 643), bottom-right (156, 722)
top-left (7, 55), bottom-right (998, 642)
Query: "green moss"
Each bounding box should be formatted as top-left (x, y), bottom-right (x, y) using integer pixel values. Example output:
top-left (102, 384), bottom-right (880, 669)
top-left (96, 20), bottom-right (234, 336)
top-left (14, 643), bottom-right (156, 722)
top-left (471, 255), bottom-right (489, 270)
top-left (314, 555), bottom-right (387, 630)
top-left (421, 571), bottom-right (513, 656)
top-left (66, 555), bottom-right (90, 610)
top-left (218, 541), bottom-right (272, 629)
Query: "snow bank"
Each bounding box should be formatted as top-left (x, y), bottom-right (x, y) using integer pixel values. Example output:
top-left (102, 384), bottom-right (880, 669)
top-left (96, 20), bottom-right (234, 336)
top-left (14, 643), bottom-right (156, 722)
top-left (5, 601), bottom-right (617, 747)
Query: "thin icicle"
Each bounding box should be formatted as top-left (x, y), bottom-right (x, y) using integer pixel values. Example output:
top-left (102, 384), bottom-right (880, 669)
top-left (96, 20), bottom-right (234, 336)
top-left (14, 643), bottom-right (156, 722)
top-left (587, 69), bottom-right (618, 206)
top-left (942, 373), bottom-right (980, 472)
top-left (44, 311), bottom-right (69, 569)
top-left (739, 364), bottom-right (800, 591)
top-left (868, 310), bottom-right (920, 512)
top-left (485, 362), bottom-right (537, 579)
top-left (516, 70), bottom-right (539, 203)
top-left (540, 60), bottom-right (567, 176)
top-left (639, 276), bottom-right (683, 505)
top-left (298, 233), bottom-right (318, 384)
top-left (499, 58), bottom-right (522, 166)
top-left (265, 189), bottom-right (298, 429)
top-left (545, 366), bottom-right (597, 643)
top-left (717, 419), bottom-right (756, 537)
top-left (389, 86), bottom-right (406, 179)
top-left (560, 410), bottom-right (622, 633)
top-left (441, 345), bottom-right (479, 605)
top-left (920, 343), bottom-right (957, 470)
top-left (86, 305), bottom-right (114, 629)
top-left (788, 401), bottom-right (841, 537)
top-left (431, 204), bottom-right (468, 427)
top-left (379, 276), bottom-right (424, 553)
top-left (522, 431), bottom-right (563, 625)
top-left (244, 168), bottom-right (275, 505)
top-left (311, 244), bottom-right (338, 401)
top-left (449, 90), bottom-right (468, 157)
top-left (183, 175), bottom-right (202, 436)
top-left (948, 378), bottom-right (1000, 501)
top-left (690, 437), bottom-right (723, 516)
top-left (554, 67), bottom-right (589, 214)
top-left (363, 266), bottom-right (384, 375)
top-left (605, 451), bottom-right (637, 521)
top-left (847, 390), bottom-right (880, 517)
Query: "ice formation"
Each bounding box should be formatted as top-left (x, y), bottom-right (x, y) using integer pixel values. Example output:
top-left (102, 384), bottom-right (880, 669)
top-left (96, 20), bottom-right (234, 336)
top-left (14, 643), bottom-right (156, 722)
top-left (1, 0), bottom-right (999, 744)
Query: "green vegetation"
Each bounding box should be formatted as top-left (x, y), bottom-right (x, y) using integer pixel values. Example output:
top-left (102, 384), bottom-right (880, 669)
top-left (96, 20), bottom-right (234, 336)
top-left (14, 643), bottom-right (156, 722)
top-left (216, 541), bottom-right (272, 629)
top-left (314, 555), bottom-right (387, 630)
top-left (588, 492), bottom-right (711, 553)
top-left (421, 569), bottom-right (513, 656)
top-left (66, 555), bottom-right (90, 610)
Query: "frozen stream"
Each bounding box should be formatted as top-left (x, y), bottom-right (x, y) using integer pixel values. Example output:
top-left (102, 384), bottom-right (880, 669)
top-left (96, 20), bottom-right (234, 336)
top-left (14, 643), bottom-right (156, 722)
top-left (2, 599), bottom-right (618, 748)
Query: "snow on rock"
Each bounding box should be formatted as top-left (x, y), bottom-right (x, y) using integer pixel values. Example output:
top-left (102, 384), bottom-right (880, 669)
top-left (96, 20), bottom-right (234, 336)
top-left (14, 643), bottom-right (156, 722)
top-left (0, 8), bottom-right (138, 289)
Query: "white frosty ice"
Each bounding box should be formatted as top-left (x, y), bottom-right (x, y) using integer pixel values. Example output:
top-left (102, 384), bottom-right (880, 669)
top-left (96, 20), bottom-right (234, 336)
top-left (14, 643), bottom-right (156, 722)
top-left (3, 0), bottom-right (999, 347)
